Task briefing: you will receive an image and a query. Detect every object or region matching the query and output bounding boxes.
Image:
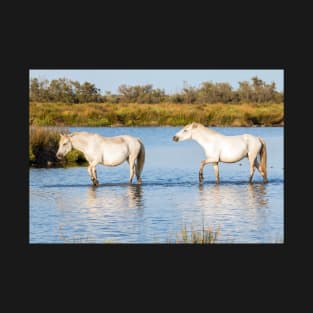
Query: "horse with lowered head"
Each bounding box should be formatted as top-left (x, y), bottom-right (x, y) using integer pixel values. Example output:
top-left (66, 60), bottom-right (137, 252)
top-left (56, 131), bottom-right (145, 186)
top-left (173, 122), bottom-right (267, 184)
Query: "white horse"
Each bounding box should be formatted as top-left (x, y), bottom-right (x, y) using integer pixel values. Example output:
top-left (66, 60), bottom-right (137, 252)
top-left (173, 122), bottom-right (267, 184)
top-left (56, 132), bottom-right (145, 186)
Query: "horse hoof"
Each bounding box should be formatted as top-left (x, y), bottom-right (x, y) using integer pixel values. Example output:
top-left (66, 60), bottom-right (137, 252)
top-left (137, 178), bottom-right (142, 184)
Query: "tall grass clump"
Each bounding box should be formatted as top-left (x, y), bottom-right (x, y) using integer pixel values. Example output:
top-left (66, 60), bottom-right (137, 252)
top-left (170, 224), bottom-right (220, 244)
top-left (29, 126), bottom-right (62, 166)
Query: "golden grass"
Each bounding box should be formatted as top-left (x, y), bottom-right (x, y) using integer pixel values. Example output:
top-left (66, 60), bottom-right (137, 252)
top-left (30, 102), bottom-right (284, 127)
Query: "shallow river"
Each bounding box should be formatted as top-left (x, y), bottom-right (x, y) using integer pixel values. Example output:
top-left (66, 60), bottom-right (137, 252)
top-left (29, 127), bottom-right (284, 243)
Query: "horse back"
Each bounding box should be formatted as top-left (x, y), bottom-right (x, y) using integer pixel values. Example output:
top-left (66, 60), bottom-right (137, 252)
top-left (120, 135), bottom-right (142, 152)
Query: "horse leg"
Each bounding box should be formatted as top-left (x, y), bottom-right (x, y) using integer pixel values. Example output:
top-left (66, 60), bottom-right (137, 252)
top-left (254, 159), bottom-right (267, 183)
top-left (199, 157), bottom-right (218, 182)
top-left (213, 162), bottom-right (220, 184)
top-left (248, 153), bottom-right (257, 183)
top-left (88, 162), bottom-right (99, 186)
top-left (128, 156), bottom-right (136, 184)
top-left (91, 166), bottom-right (99, 186)
top-left (199, 160), bottom-right (206, 182)
top-left (87, 165), bottom-right (95, 185)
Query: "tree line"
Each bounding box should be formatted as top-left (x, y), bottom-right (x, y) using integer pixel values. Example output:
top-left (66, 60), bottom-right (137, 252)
top-left (29, 76), bottom-right (283, 104)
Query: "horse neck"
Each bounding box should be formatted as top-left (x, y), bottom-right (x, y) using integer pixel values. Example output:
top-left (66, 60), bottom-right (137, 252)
top-left (70, 134), bottom-right (88, 154)
top-left (192, 128), bottom-right (220, 148)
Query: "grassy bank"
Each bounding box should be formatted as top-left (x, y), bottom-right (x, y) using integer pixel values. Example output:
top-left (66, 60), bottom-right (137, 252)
top-left (29, 126), bottom-right (87, 167)
top-left (30, 101), bottom-right (284, 127)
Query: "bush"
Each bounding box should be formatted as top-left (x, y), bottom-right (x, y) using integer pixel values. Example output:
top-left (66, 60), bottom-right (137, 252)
top-left (64, 149), bottom-right (87, 163)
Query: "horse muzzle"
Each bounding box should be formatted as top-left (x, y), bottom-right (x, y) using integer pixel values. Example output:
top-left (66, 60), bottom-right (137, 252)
top-left (173, 136), bottom-right (179, 142)
top-left (56, 153), bottom-right (63, 160)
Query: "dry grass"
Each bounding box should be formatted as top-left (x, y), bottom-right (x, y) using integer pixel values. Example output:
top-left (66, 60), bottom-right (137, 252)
top-left (29, 126), bottom-right (63, 166)
top-left (30, 102), bottom-right (284, 127)
top-left (169, 224), bottom-right (220, 244)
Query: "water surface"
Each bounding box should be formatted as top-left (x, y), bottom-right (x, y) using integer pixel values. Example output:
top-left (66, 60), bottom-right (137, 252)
top-left (30, 127), bottom-right (284, 243)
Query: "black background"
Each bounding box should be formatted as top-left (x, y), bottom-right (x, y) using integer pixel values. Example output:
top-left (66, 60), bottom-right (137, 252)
top-left (2, 1), bottom-right (306, 309)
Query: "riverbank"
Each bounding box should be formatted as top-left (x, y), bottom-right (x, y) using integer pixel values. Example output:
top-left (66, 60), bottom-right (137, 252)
top-left (30, 102), bottom-right (284, 127)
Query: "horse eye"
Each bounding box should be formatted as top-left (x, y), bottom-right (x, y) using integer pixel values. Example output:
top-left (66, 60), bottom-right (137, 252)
top-left (183, 130), bottom-right (187, 132)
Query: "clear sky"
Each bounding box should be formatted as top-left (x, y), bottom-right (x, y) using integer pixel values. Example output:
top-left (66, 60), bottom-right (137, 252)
top-left (29, 69), bottom-right (284, 94)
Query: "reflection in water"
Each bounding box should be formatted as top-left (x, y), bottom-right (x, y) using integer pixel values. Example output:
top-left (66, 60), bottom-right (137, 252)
top-left (246, 183), bottom-right (268, 208)
top-left (55, 184), bottom-right (144, 242)
top-left (198, 183), bottom-right (222, 207)
top-left (86, 184), bottom-right (144, 210)
top-left (198, 182), bottom-right (268, 210)
top-left (195, 183), bottom-right (270, 242)
top-left (127, 184), bottom-right (144, 209)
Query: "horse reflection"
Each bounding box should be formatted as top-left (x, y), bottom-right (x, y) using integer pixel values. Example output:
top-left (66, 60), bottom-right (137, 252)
top-left (198, 183), bottom-right (268, 213)
top-left (127, 184), bottom-right (144, 209)
top-left (55, 185), bottom-right (144, 242)
top-left (196, 183), bottom-right (270, 240)
top-left (246, 183), bottom-right (267, 208)
top-left (86, 184), bottom-right (143, 212)
top-left (198, 183), bottom-right (222, 208)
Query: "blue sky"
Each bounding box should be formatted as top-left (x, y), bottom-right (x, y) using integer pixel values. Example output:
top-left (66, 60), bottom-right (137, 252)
top-left (29, 69), bottom-right (284, 94)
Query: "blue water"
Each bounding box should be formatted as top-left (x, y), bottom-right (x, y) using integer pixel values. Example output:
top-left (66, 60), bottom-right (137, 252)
top-left (29, 127), bottom-right (284, 243)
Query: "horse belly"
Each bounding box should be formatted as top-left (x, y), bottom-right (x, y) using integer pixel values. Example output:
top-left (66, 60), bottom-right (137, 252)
top-left (219, 142), bottom-right (248, 163)
top-left (101, 146), bottom-right (128, 166)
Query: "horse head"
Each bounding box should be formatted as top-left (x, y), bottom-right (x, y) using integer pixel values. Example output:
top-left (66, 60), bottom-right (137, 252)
top-left (173, 122), bottom-right (200, 142)
top-left (56, 132), bottom-right (74, 159)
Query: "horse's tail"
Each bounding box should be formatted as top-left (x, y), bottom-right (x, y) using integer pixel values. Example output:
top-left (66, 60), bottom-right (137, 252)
top-left (135, 138), bottom-right (145, 183)
top-left (258, 137), bottom-right (268, 183)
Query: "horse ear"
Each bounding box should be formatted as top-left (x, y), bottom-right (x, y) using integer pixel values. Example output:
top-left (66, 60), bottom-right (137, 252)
top-left (60, 132), bottom-right (72, 137)
top-left (191, 122), bottom-right (198, 129)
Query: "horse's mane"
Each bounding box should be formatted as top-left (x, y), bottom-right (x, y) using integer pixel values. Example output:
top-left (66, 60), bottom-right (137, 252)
top-left (72, 131), bottom-right (100, 137)
top-left (72, 131), bottom-right (88, 135)
top-left (192, 122), bottom-right (220, 135)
